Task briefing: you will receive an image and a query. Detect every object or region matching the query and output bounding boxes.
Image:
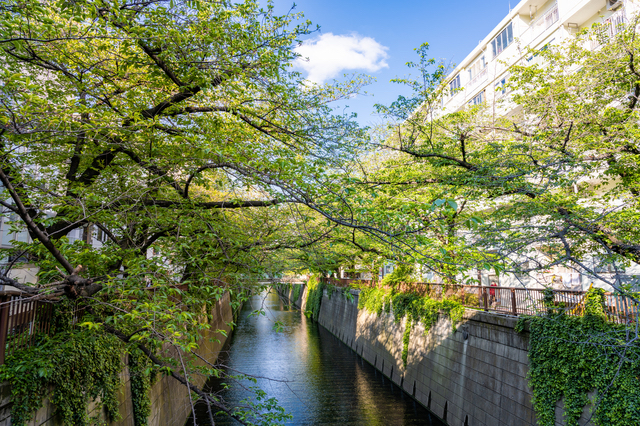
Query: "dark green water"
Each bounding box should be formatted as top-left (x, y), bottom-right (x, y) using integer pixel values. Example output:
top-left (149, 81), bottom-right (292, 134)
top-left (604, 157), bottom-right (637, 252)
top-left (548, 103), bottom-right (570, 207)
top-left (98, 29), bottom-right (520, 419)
top-left (189, 290), bottom-right (444, 425)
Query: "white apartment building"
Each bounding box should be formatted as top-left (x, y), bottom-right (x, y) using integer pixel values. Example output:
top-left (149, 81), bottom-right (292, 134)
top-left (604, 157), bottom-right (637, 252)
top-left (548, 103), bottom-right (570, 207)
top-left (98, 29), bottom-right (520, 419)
top-left (439, 0), bottom-right (640, 291)
top-left (442, 0), bottom-right (636, 114)
top-left (0, 210), bottom-right (108, 284)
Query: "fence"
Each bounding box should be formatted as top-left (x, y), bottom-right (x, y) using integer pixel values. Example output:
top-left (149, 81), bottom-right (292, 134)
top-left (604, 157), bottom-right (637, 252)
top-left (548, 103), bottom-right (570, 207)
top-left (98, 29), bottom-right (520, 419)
top-left (0, 294), bottom-right (55, 364)
top-left (3, 278), bottom-right (637, 365)
top-left (319, 278), bottom-right (639, 325)
top-left (0, 281), bottom-right (195, 366)
top-left (590, 7), bottom-right (627, 50)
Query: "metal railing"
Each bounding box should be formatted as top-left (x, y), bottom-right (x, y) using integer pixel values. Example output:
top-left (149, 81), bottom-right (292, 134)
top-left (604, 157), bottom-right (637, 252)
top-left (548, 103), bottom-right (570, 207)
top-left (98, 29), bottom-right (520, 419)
top-left (0, 294), bottom-right (55, 364)
top-left (590, 8), bottom-right (627, 50)
top-left (0, 281), bottom-right (198, 365)
top-left (468, 67), bottom-right (487, 90)
top-left (3, 277), bottom-right (636, 365)
top-left (521, 3), bottom-right (559, 45)
top-left (319, 278), bottom-right (638, 324)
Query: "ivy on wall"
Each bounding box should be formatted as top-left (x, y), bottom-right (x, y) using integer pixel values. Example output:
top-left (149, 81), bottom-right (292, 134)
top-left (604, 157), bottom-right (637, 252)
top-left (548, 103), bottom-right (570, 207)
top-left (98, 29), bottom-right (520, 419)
top-left (129, 349), bottom-right (153, 426)
top-left (357, 287), bottom-right (465, 367)
top-left (0, 329), bottom-right (123, 426)
top-left (277, 276), bottom-right (354, 321)
top-left (516, 288), bottom-right (640, 426)
top-left (304, 275), bottom-right (325, 321)
top-left (357, 286), bottom-right (391, 315)
top-left (291, 283), bottom-right (302, 304)
top-left (401, 314), bottom-right (413, 367)
top-left (380, 264), bottom-right (414, 289)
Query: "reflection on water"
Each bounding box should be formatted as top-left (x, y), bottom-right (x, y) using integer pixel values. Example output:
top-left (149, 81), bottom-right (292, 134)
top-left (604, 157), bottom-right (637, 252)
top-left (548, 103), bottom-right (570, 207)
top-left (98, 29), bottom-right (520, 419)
top-left (188, 290), bottom-right (444, 425)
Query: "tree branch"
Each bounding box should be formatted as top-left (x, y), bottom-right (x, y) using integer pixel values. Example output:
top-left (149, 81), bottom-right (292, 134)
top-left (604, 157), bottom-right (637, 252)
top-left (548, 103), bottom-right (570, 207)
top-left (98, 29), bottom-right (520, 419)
top-left (0, 166), bottom-right (74, 274)
top-left (139, 199), bottom-right (280, 209)
top-left (102, 323), bottom-right (250, 425)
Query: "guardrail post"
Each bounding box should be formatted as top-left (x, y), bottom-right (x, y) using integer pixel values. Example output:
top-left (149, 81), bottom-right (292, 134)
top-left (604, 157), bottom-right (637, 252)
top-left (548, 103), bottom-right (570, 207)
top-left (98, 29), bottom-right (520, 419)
top-left (511, 288), bottom-right (517, 316)
top-left (482, 288), bottom-right (488, 311)
top-left (0, 296), bottom-right (9, 365)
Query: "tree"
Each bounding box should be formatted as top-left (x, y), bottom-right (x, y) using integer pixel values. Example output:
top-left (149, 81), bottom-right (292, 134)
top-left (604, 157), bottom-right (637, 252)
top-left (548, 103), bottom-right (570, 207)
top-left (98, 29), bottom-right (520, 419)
top-left (367, 25), bottom-right (640, 291)
top-left (338, 43), bottom-right (494, 285)
top-left (0, 0), bottom-right (369, 423)
top-left (362, 24), bottom-right (640, 426)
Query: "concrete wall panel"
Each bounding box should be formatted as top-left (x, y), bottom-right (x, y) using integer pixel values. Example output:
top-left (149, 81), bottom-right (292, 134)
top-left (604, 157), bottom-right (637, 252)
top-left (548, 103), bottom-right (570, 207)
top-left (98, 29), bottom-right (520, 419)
top-left (0, 292), bottom-right (235, 426)
top-left (283, 285), bottom-right (538, 426)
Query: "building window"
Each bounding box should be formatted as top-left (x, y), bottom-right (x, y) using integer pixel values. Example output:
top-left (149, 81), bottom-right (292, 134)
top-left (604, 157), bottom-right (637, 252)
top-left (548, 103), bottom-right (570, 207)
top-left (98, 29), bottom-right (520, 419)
top-left (0, 213), bottom-right (29, 246)
top-left (449, 74), bottom-right (461, 92)
top-left (545, 5), bottom-right (559, 29)
top-left (96, 227), bottom-right (108, 243)
top-left (468, 55), bottom-right (486, 81)
top-left (469, 91), bottom-right (484, 106)
top-left (495, 75), bottom-right (508, 95)
top-left (384, 263), bottom-right (394, 275)
top-left (527, 40), bottom-right (554, 62)
top-left (491, 22), bottom-right (513, 57)
top-left (67, 228), bottom-right (82, 244)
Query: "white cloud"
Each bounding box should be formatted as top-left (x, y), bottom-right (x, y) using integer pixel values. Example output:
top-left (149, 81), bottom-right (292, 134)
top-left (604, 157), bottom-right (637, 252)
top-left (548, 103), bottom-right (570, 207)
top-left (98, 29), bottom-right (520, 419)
top-left (294, 33), bottom-right (389, 84)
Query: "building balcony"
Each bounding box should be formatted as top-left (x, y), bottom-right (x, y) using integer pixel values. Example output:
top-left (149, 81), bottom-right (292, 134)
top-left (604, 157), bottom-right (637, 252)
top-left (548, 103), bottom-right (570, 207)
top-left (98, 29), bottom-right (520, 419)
top-left (589, 7), bottom-right (627, 50)
top-left (468, 67), bottom-right (488, 90)
top-left (520, 3), bottom-right (560, 46)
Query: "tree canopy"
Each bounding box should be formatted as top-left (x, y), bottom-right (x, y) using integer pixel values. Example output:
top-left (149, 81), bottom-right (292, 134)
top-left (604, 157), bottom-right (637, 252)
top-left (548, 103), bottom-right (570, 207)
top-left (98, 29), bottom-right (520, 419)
top-left (2, 0), bottom-right (640, 424)
top-left (358, 26), bottom-right (640, 289)
top-left (0, 0), bottom-right (372, 422)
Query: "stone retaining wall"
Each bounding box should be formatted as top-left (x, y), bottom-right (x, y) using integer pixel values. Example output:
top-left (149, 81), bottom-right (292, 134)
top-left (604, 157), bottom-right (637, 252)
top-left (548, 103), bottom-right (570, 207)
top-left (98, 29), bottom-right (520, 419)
top-left (0, 292), bottom-right (234, 426)
top-left (279, 284), bottom-right (535, 426)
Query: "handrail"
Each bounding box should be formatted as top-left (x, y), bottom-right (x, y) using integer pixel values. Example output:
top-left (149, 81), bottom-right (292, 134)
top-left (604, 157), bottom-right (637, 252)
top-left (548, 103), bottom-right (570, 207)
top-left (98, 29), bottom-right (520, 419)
top-left (590, 7), bottom-right (627, 50)
top-left (468, 67), bottom-right (487, 89)
top-left (519, 3), bottom-right (559, 46)
top-left (318, 277), bottom-right (638, 324)
top-left (0, 282), bottom-right (198, 365)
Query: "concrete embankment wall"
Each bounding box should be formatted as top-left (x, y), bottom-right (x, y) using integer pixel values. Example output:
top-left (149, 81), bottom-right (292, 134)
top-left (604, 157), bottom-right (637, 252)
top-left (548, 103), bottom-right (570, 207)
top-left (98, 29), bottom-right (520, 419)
top-left (279, 284), bottom-right (535, 426)
top-left (0, 292), bottom-right (235, 426)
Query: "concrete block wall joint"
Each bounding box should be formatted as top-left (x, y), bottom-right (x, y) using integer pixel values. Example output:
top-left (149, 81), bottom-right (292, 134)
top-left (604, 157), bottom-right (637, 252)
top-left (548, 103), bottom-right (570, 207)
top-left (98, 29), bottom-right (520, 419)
top-left (299, 288), bottom-right (539, 426)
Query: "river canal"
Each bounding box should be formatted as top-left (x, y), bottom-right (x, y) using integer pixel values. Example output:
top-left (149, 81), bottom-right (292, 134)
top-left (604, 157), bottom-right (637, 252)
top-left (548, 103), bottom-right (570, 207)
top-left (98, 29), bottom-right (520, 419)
top-left (188, 290), bottom-right (444, 425)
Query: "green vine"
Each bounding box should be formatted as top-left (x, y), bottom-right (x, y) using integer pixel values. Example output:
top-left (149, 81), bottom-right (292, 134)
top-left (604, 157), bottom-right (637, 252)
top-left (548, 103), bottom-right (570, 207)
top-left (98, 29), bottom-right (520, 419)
top-left (543, 287), bottom-right (561, 315)
top-left (390, 292), bottom-right (418, 323)
top-left (401, 314), bottom-right (412, 367)
top-left (291, 283), bottom-right (302, 304)
top-left (129, 349), bottom-right (152, 426)
top-left (584, 287), bottom-right (606, 320)
top-left (516, 288), bottom-right (640, 426)
top-left (342, 287), bottom-right (355, 303)
top-left (357, 286), bottom-right (391, 315)
top-left (380, 264), bottom-right (414, 289)
top-left (304, 275), bottom-right (325, 321)
top-left (0, 329), bottom-right (123, 426)
top-left (357, 287), bottom-right (465, 367)
top-left (358, 287), bottom-right (464, 331)
top-left (325, 283), bottom-right (335, 299)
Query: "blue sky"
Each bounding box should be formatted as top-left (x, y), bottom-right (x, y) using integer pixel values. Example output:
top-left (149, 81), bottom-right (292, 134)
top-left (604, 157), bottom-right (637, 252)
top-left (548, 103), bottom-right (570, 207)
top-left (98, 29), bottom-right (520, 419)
top-left (270, 0), bottom-right (512, 125)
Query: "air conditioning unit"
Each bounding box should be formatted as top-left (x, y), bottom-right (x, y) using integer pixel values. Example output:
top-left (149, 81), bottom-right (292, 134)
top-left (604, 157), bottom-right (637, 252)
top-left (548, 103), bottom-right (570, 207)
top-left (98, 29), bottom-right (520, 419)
top-left (608, 0), bottom-right (623, 11)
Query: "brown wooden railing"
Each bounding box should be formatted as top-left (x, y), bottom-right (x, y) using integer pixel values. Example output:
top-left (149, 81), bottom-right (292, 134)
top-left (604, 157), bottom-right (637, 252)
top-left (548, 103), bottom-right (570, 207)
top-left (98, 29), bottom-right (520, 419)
top-left (319, 278), bottom-right (639, 325)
